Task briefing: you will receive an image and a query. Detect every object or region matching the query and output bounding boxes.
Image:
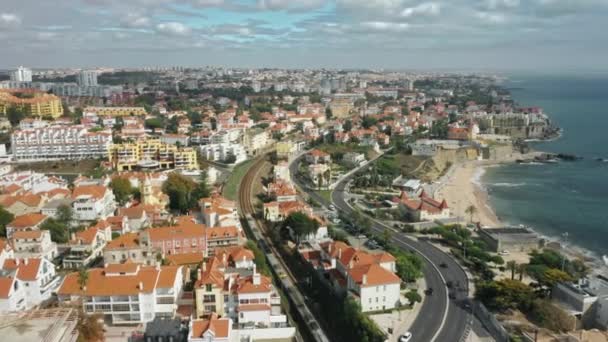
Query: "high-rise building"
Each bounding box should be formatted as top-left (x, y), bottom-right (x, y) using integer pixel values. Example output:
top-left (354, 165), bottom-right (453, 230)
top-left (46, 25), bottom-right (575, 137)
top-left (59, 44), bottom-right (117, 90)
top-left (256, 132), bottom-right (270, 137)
top-left (10, 66), bottom-right (32, 82)
top-left (77, 70), bottom-right (98, 87)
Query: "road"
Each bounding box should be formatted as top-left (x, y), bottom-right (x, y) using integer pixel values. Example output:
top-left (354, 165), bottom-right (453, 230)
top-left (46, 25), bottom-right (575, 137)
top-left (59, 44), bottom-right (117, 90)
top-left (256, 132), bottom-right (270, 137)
top-left (290, 156), bottom-right (471, 342)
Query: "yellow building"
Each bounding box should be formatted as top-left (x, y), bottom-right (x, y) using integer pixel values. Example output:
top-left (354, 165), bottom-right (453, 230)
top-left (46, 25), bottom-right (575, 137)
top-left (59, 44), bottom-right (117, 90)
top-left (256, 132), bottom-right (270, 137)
top-left (276, 140), bottom-right (296, 158)
top-left (84, 106), bottom-right (147, 117)
top-left (0, 89), bottom-right (63, 119)
top-left (108, 138), bottom-right (198, 171)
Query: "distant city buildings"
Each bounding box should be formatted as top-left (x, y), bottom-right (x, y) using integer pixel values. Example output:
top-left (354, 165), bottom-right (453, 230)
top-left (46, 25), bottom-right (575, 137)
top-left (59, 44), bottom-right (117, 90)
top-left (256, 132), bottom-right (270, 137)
top-left (77, 70), bottom-right (98, 87)
top-left (9, 66), bottom-right (32, 82)
top-left (0, 89), bottom-right (64, 118)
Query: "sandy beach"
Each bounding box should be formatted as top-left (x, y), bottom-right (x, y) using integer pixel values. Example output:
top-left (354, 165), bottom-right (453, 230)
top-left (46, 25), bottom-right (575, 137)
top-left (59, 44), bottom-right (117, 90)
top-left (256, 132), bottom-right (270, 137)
top-left (433, 151), bottom-right (608, 275)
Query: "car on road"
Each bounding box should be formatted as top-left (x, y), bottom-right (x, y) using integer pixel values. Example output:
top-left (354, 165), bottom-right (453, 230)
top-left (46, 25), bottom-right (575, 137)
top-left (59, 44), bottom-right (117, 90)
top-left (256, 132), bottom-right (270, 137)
top-left (439, 262), bottom-right (448, 268)
top-left (399, 332), bottom-right (412, 342)
top-left (446, 280), bottom-right (453, 288)
top-left (364, 240), bottom-right (380, 250)
top-left (329, 204), bottom-right (336, 211)
top-left (449, 292), bottom-right (456, 300)
top-left (424, 287), bottom-right (433, 295)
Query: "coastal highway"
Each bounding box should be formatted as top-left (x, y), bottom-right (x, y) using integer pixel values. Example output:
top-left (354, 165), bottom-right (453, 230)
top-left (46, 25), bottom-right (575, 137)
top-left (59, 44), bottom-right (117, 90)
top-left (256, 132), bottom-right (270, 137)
top-left (290, 156), bottom-right (471, 342)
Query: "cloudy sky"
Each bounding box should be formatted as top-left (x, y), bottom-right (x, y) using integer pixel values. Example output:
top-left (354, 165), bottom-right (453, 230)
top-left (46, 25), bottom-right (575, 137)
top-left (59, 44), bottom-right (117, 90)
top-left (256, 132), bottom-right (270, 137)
top-left (1, 0), bottom-right (607, 71)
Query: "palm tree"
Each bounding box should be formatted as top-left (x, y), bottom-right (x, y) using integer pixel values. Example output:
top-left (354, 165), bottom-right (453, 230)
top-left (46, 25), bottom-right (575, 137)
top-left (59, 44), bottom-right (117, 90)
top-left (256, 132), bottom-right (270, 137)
top-left (506, 261), bottom-right (517, 280)
top-left (465, 205), bottom-right (477, 223)
top-left (517, 264), bottom-right (527, 282)
top-left (77, 267), bottom-right (89, 293)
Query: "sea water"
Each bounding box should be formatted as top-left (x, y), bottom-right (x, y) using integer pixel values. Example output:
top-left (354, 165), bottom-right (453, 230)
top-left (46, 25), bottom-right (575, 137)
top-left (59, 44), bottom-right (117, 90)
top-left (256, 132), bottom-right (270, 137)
top-left (482, 74), bottom-right (608, 257)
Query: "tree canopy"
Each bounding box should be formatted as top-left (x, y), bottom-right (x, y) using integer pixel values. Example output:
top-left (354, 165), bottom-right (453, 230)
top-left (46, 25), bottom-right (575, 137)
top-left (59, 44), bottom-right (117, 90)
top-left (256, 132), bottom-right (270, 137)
top-left (0, 206), bottom-right (14, 237)
top-left (162, 172), bottom-right (198, 213)
top-left (283, 212), bottom-right (319, 244)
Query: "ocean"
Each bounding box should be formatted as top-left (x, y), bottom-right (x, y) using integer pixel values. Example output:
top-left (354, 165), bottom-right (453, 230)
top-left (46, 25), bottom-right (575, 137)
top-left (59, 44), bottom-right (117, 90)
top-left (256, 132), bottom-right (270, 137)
top-left (482, 75), bottom-right (608, 257)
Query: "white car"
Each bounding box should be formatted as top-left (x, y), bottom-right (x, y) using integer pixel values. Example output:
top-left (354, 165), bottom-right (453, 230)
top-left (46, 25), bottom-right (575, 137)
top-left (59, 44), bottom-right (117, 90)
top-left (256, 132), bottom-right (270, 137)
top-left (329, 204), bottom-right (336, 211)
top-left (399, 332), bottom-right (412, 342)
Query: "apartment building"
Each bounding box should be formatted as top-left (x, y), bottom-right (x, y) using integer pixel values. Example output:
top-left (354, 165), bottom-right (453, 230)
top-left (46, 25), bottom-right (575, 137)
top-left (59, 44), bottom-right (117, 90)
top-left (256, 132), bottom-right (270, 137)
top-left (11, 230), bottom-right (58, 260)
top-left (108, 138), bottom-right (198, 171)
top-left (72, 185), bottom-right (117, 222)
top-left (11, 125), bottom-right (112, 161)
top-left (63, 223), bottom-right (112, 269)
top-left (6, 213), bottom-right (48, 239)
top-left (199, 143), bottom-right (247, 164)
top-left (194, 250), bottom-right (288, 329)
top-left (0, 257), bottom-right (60, 312)
top-left (199, 194), bottom-right (239, 228)
top-left (103, 233), bottom-right (149, 265)
top-left (0, 89), bottom-right (63, 118)
top-left (84, 106), bottom-right (147, 117)
top-left (139, 219), bottom-right (207, 258)
top-left (57, 263), bottom-right (184, 324)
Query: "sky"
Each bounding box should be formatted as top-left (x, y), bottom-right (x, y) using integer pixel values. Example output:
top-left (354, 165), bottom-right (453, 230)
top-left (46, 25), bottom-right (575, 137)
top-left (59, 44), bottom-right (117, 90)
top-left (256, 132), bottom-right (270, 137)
top-left (1, 0), bottom-right (607, 71)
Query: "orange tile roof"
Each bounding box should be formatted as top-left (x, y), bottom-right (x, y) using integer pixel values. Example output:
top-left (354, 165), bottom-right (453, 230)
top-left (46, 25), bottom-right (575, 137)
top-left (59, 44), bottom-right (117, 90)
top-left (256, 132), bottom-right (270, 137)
top-left (166, 252), bottom-right (205, 266)
top-left (232, 275), bottom-right (271, 294)
top-left (147, 224), bottom-right (206, 242)
top-left (191, 314), bottom-right (230, 338)
top-left (206, 226), bottom-right (238, 240)
top-left (8, 213), bottom-right (47, 228)
top-left (58, 264), bottom-right (180, 296)
top-left (117, 206), bottom-right (146, 219)
top-left (3, 258), bottom-right (42, 281)
top-left (0, 275), bottom-right (16, 298)
top-left (105, 232), bottom-right (139, 250)
top-left (214, 246), bottom-right (254, 264)
top-left (104, 262), bottom-right (140, 274)
top-left (71, 226), bottom-right (104, 245)
top-left (72, 185), bottom-right (108, 200)
top-left (348, 263), bottom-right (400, 287)
top-left (12, 230), bottom-right (44, 240)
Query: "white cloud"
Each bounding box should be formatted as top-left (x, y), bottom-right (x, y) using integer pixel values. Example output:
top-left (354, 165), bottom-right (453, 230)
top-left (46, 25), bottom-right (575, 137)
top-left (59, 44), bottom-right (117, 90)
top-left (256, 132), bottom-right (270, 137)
top-left (0, 13), bottom-right (21, 29)
top-left (401, 2), bottom-right (441, 17)
top-left (257, 0), bottom-right (325, 11)
top-left (195, 0), bottom-right (225, 6)
top-left (156, 22), bottom-right (192, 35)
top-left (483, 0), bottom-right (520, 10)
top-left (361, 21), bottom-right (410, 32)
top-left (122, 13), bottom-right (151, 28)
top-left (476, 11), bottom-right (507, 24)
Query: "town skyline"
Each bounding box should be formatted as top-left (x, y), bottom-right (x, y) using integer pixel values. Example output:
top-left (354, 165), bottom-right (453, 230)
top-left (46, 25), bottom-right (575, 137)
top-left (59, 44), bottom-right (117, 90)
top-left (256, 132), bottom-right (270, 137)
top-left (1, 0), bottom-right (607, 71)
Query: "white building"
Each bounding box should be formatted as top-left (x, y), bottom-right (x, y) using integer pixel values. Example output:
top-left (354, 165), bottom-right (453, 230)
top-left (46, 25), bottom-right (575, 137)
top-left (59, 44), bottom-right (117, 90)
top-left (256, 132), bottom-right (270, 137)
top-left (10, 67), bottom-right (32, 82)
top-left (343, 152), bottom-right (366, 167)
top-left (57, 263), bottom-right (184, 324)
top-left (63, 223), bottom-right (112, 269)
top-left (77, 70), bottom-right (98, 87)
top-left (199, 144), bottom-right (247, 164)
top-left (11, 230), bottom-right (58, 260)
top-left (0, 257), bottom-right (60, 312)
top-left (11, 125), bottom-right (113, 161)
top-left (72, 185), bottom-right (117, 222)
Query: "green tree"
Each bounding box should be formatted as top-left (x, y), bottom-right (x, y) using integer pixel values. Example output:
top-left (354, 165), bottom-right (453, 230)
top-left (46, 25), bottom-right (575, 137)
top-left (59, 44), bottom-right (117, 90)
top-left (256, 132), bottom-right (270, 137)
top-left (465, 205), bottom-right (477, 223)
top-left (528, 299), bottom-right (574, 332)
top-left (0, 206), bottom-right (14, 237)
top-left (245, 240), bottom-right (270, 276)
top-left (162, 172), bottom-right (197, 213)
top-left (476, 279), bottom-right (534, 312)
top-left (76, 312), bottom-right (104, 342)
top-left (283, 212), bottom-right (319, 244)
top-left (396, 253), bottom-right (423, 282)
top-left (6, 106), bottom-right (25, 126)
top-left (41, 218), bottom-right (69, 243)
top-left (343, 119), bottom-right (353, 132)
top-left (57, 204), bottom-right (73, 224)
top-left (109, 177), bottom-right (134, 205)
top-left (507, 261), bottom-right (517, 280)
top-left (144, 117), bottom-right (164, 129)
top-left (192, 168), bottom-right (211, 201)
top-left (405, 289), bottom-right (422, 304)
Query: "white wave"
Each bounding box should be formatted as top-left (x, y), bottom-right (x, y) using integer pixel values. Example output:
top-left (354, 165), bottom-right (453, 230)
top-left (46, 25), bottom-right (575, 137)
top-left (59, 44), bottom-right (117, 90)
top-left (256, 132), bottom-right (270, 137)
top-left (472, 167), bottom-right (486, 187)
top-left (490, 182), bottom-right (526, 188)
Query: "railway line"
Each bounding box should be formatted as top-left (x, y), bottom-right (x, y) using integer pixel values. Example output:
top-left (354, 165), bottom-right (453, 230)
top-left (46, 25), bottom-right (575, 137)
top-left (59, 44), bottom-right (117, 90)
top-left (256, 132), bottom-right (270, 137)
top-left (237, 155), bottom-right (330, 342)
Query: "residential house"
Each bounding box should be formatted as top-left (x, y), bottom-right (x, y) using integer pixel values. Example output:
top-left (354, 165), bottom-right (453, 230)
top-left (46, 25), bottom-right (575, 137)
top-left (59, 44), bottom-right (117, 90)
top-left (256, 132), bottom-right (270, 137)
top-left (57, 263), bottom-right (184, 324)
top-left (103, 233), bottom-right (149, 265)
top-left (394, 191), bottom-right (451, 222)
top-left (72, 185), bottom-right (117, 222)
top-left (189, 314), bottom-right (232, 342)
top-left (6, 213), bottom-right (48, 239)
top-left (308, 163), bottom-right (331, 189)
top-left (305, 149), bottom-right (331, 164)
top-left (199, 195), bottom-right (239, 229)
top-left (266, 180), bottom-right (297, 202)
top-left (1, 257), bottom-right (60, 311)
top-left (343, 152), bottom-right (366, 167)
top-left (11, 230), bottom-right (58, 260)
top-left (205, 226), bottom-right (240, 253)
top-left (63, 222), bottom-right (112, 269)
top-left (263, 201), bottom-right (313, 222)
top-left (0, 193), bottom-right (46, 216)
top-left (117, 206), bottom-right (150, 231)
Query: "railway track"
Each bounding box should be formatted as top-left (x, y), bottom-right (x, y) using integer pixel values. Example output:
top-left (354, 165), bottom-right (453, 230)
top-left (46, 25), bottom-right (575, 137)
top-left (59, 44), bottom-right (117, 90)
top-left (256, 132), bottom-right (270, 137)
top-left (237, 155), bottom-right (330, 342)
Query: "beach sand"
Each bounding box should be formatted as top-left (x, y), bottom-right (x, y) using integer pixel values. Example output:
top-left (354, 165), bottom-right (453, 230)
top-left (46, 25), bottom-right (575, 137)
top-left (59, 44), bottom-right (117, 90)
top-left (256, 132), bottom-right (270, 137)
top-left (435, 161), bottom-right (501, 227)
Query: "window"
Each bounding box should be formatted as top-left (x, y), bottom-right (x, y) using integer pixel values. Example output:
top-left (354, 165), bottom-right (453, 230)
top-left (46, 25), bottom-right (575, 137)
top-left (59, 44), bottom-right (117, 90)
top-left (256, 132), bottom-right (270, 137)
top-left (203, 295), bottom-right (215, 303)
top-left (205, 284), bottom-right (212, 292)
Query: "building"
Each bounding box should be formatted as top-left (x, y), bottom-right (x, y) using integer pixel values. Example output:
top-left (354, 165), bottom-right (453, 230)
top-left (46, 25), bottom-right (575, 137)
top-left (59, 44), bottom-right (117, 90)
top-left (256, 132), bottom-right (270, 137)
top-left (305, 149), bottom-right (331, 164)
top-left (1, 257), bottom-right (60, 311)
top-left (84, 106), bottom-right (147, 117)
top-left (72, 185), bottom-right (117, 222)
top-left (189, 314), bottom-right (232, 342)
top-left (199, 195), bottom-right (239, 229)
top-left (310, 241), bottom-right (401, 312)
top-left (77, 70), bottom-right (98, 87)
top-left (63, 223), bottom-right (112, 269)
top-left (266, 180), bottom-right (297, 202)
top-left (145, 317), bottom-right (188, 342)
top-left (308, 163), bottom-right (331, 189)
top-left (395, 191), bottom-right (450, 222)
top-left (139, 218), bottom-right (208, 259)
top-left (552, 275), bottom-right (608, 329)
top-left (5, 213), bottom-right (48, 239)
top-left (273, 161), bottom-right (290, 181)
top-left (0, 194), bottom-right (47, 217)
top-left (108, 138), bottom-right (198, 171)
top-left (103, 232), bottom-right (148, 265)
top-left (391, 176), bottom-right (422, 195)
top-left (9, 67), bottom-right (32, 82)
top-left (57, 263), bottom-right (184, 324)
top-left (11, 125), bottom-right (112, 161)
top-left (343, 152), bottom-right (366, 167)
top-left (263, 200), bottom-right (313, 222)
top-left (0, 89), bottom-right (63, 118)
top-left (242, 129), bottom-right (270, 156)
top-left (193, 254), bottom-right (290, 331)
top-left (409, 139), bottom-right (466, 156)
top-left (477, 227), bottom-right (540, 253)
top-left (11, 230), bottom-right (58, 260)
top-left (199, 143), bottom-right (247, 164)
